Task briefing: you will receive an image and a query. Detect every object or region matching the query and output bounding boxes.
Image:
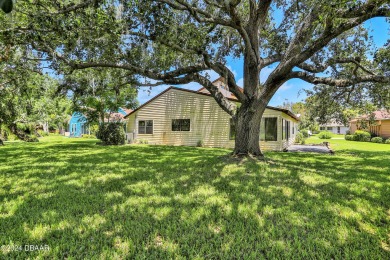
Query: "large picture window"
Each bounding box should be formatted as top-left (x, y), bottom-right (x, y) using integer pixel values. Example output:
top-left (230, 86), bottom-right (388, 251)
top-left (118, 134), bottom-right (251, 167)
top-left (172, 119), bottom-right (190, 131)
top-left (138, 120), bottom-right (153, 134)
top-left (260, 117), bottom-right (278, 141)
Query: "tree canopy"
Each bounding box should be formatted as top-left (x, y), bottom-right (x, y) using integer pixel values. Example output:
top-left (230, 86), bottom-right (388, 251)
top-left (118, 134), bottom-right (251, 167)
top-left (1, 0), bottom-right (389, 155)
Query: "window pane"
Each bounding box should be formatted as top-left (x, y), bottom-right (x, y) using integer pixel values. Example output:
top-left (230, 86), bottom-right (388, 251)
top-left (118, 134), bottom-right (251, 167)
top-left (146, 126), bottom-right (153, 134)
top-left (282, 119), bottom-right (285, 140)
top-left (146, 120), bottom-right (153, 126)
top-left (172, 119), bottom-right (180, 131)
top-left (230, 118), bottom-right (236, 140)
top-left (265, 118), bottom-right (277, 141)
top-left (286, 121), bottom-right (290, 140)
top-left (181, 119), bottom-right (190, 131)
top-left (172, 119), bottom-right (190, 131)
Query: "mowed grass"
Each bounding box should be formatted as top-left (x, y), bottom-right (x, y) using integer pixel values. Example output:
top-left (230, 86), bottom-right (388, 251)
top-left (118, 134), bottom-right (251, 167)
top-left (0, 136), bottom-right (389, 259)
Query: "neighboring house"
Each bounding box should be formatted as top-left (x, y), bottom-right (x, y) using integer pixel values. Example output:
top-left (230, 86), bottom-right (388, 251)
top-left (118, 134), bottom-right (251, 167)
top-left (350, 110), bottom-right (390, 138)
top-left (319, 120), bottom-right (349, 135)
top-left (124, 78), bottom-right (299, 151)
top-left (68, 107), bottom-right (132, 137)
top-left (69, 112), bottom-right (88, 137)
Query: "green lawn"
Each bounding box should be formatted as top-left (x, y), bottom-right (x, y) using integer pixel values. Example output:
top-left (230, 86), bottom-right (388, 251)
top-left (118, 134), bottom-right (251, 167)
top-left (1, 136), bottom-right (389, 259)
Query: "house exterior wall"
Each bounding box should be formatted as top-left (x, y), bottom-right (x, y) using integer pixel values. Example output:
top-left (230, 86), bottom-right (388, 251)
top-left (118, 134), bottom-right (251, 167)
top-left (69, 112), bottom-right (88, 137)
top-left (319, 125), bottom-right (349, 134)
top-left (380, 120), bottom-right (390, 138)
top-left (349, 119), bottom-right (390, 138)
top-left (126, 88), bottom-right (298, 151)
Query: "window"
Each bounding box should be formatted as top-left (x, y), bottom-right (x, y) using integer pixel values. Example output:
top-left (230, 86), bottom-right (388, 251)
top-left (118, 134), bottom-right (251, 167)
top-left (292, 123), bottom-right (295, 134)
top-left (282, 119), bottom-right (290, 140)
top-left (138, 120), bottom-right (153, 134)
top-left (320, 126), bottom-right (325, 131)
top-left (229, 118), bottom-right (236, 140)
top-left (260, 117), bottom-right (278, 141)
top-left (72, 124), bottom-right (76, 133)
top-left (172, 119), bottom-right (190, 131)
top-left (327, 127), bottom-right (333, 131)
top-left (286, 120), bottom-right (290, 140)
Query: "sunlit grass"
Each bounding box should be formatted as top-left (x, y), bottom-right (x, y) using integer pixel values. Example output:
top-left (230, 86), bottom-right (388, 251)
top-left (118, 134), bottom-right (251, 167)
top-left (0, 136), bottom-right (389, 258)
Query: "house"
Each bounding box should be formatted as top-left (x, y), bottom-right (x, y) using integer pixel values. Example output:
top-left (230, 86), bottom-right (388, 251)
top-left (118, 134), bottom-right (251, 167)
top-left (124, 78), bottom-right (299, 151)
top-left (350, 110), bottom-right (390, 138)
top-left (319, 120), bottom-right (349, 135)
top-left (68, 107), bottom-right (132, 137)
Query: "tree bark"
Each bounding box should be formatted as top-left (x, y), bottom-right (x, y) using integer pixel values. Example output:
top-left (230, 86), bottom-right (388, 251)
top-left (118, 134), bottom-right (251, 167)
top-left (232, 40), bottom-right (265, 157)
top-left (233, 101), bottom-right (266, 157)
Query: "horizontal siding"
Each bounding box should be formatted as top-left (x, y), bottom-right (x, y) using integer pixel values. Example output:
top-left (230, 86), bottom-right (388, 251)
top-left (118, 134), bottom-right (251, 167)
top-left (381, 120), bottom-right (390, 138)
top-left (127, 88), bottom-right (297, 151)
top-left (281, 113), bottom-right (299, 150)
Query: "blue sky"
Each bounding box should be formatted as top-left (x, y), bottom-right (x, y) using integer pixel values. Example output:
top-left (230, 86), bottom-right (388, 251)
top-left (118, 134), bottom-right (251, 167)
top-left (137, 17), bottom-right (389, 106)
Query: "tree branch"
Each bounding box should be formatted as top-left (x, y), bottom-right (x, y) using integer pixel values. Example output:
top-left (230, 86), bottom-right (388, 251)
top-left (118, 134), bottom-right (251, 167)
top-left (297, 58), bottom-right (376, 75)
top-left (289, 71), bottom-right (389, 87)
top-left (202, 53), bottom-right (246, 102)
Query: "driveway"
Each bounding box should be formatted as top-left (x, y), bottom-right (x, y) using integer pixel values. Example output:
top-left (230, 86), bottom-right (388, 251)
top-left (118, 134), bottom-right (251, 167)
top-left (287, 144), bottom-right (332, 154)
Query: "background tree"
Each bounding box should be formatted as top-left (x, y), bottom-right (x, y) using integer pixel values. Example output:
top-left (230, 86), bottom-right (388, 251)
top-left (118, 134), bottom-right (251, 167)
top-left (61, 68), bottom-right (138, 124)
top-left (304, 42), bottom-right (390, 125)
top-left (0, 44), bottom-right (70, 141)
top-left (2, 0), bottom-right (389, 156)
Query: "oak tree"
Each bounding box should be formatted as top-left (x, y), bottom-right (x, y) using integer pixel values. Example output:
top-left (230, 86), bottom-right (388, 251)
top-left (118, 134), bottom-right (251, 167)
top-left (2, 0), bottom-right (389, 156)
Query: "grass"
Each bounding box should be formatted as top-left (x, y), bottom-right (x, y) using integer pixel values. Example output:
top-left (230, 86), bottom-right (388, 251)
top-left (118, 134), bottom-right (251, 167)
top-left (0, 136), bottom-right (389, 259)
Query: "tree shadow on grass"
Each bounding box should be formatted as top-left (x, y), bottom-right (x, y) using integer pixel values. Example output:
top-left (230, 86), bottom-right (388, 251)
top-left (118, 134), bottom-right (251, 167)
top-left (0, 142), bottom-right (389, 258)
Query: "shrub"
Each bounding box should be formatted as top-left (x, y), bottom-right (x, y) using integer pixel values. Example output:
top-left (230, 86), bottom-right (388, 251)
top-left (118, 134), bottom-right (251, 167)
top-left (138, 139), bottom-right (149, 144)
top-left (300, 139), bottom-right (306, 145)
top-left (96, 123), bottom-right (125, 145)
top-left (37, 130), bottom-right (49, 137)
top-left (82, 134), bottom-right (96, 139)
top-left (26, 134), bottom-right (39, 142)
top-left (300, 129), bottom-right (309, 138)
top-left (353, 130), bottom-right (371, 142)
top-left (385, 139), bottom-right (390, 144)
top-left (345, 135), bottom-right (354, 141)
top-left (371, 137), bottom-right (383, 143)
top-left (345, 130), bottom-right (351, 135)
top-left (295, 132), bottom-right (304, 144)
top-left (197, 140), bottom-right (204, 147)
top-left (318, 131), bottom-right (332, 139)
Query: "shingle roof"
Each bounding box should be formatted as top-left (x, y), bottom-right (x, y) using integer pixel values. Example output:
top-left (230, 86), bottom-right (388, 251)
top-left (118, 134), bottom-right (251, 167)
top-left (350, 110), bottom-right (390, 122)
top-left (125, 86), bottom-right (300, 121)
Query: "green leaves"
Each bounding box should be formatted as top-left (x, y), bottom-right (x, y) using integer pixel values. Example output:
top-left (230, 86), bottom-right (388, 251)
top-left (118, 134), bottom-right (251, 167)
top-left (0, 0), bottom-right (13, 14)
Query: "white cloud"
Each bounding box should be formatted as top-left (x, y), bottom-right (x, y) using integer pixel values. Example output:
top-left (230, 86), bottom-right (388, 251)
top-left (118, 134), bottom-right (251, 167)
top-left (279, 82), bottom-right (293, 91)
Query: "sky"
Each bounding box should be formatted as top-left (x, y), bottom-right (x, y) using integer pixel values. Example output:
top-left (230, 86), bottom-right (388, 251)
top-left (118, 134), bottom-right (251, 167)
top-left (137, 17), bottom-right (390, 107)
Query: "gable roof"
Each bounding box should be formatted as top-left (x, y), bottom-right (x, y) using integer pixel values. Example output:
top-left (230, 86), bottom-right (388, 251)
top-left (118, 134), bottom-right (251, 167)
top-left (125, 86), bottom-right (299, 121)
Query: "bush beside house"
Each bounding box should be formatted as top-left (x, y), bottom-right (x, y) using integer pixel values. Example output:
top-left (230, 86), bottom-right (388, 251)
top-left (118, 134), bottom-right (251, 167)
top-left (96, 122), bottom-right (125, 145)
top-left (371, 137), bottom-right (383, 143)
top-left (352, 130), bottom-right (371, 142)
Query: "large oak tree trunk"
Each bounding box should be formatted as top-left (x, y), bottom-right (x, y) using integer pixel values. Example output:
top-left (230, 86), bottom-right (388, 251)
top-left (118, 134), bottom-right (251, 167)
top-left (233, 102), bottom-right (266, 157)
top-left (232, 39), bottom-right (265, 157)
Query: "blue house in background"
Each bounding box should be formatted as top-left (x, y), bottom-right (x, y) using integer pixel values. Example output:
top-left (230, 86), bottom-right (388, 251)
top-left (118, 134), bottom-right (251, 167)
top-left (68, 108), bottom-right (131, 137)
top-left (69, 112), bottom-right (89, 137)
